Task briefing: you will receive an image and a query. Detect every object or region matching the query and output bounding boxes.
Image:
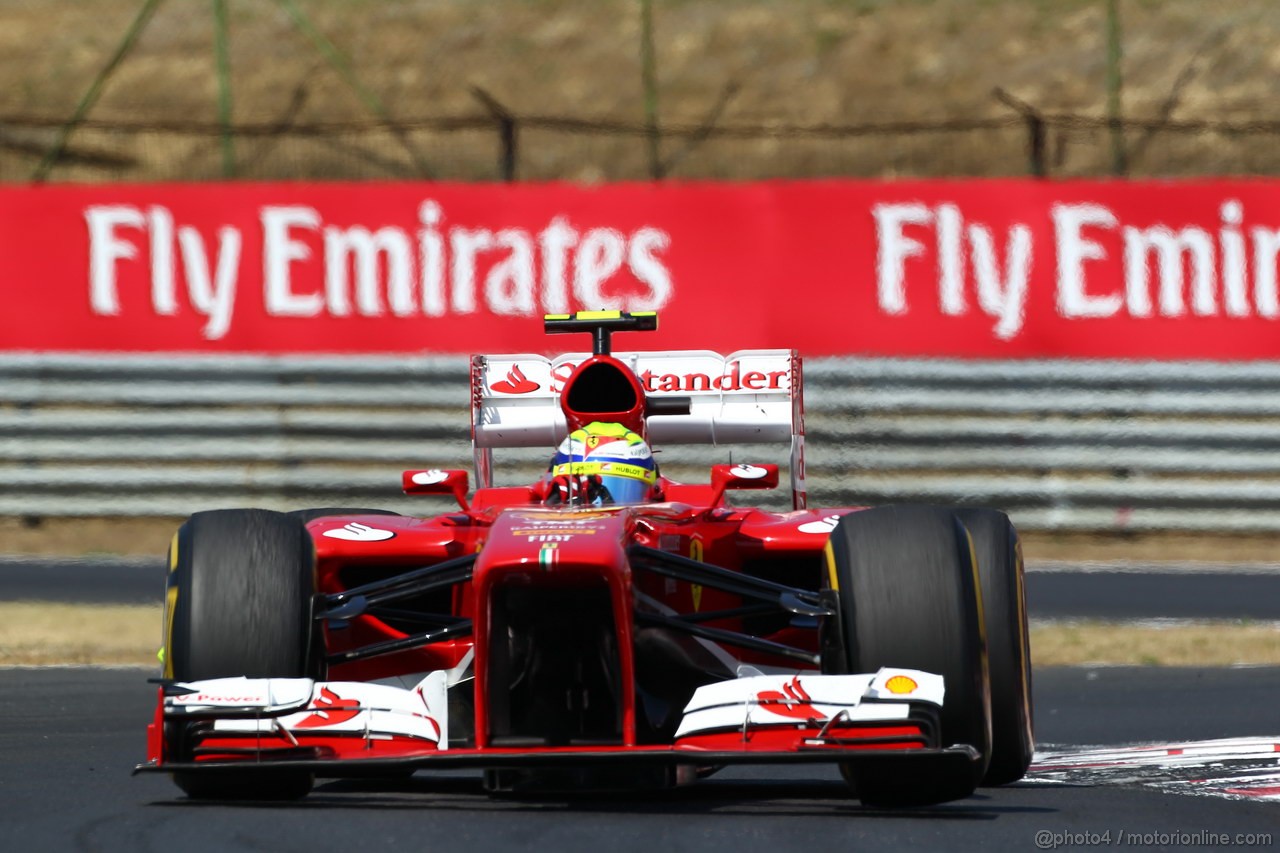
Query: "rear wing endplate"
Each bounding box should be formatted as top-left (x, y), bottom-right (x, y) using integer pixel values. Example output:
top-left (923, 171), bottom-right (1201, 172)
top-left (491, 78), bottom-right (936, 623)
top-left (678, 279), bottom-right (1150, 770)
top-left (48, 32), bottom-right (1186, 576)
top-left (470, 349), bottom-right (807, 509)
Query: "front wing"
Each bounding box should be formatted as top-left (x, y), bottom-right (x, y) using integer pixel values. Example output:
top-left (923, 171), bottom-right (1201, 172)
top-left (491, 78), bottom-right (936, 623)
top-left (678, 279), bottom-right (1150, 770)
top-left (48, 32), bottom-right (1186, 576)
top-left (136, 669), bottom-right (978, 780)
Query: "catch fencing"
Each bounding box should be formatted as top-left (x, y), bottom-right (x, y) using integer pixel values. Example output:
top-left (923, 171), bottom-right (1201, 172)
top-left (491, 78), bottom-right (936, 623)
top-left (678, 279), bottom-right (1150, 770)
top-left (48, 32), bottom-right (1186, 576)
top-left (4, 354), bottom-right (1279, 533)
top-left (6, 0), bottom-right (1280, 182)
top-left (19, 111), bottom-right (1280, 183)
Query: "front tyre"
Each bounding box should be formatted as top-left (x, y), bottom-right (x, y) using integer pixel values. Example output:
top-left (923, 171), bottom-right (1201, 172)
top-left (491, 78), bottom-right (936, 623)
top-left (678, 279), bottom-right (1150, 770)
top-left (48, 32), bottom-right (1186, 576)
top-left (821, 504), bottom-right (992, 806)
top-left (164, 509), bottom-right (318, 800)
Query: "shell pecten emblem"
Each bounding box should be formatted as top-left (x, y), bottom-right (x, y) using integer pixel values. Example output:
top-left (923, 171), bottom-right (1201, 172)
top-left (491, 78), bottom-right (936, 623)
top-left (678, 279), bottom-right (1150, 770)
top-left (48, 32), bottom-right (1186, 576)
top-left (884, 675), bottom-right (919, 695)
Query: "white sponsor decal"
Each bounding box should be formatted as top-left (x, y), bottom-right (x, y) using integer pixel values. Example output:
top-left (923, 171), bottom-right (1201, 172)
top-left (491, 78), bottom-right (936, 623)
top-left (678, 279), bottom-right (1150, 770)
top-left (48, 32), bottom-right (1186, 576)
top-left (165, 677), bottom-right (314, 713)
top-left (731, 464), bottom-right (769, 480)
top-left (85, 200), bottom-right (672, 341)
top-left (486, 354), bottom-right (793, 398)
top-left (798, 515), bottom-right (842, 534)
top-left (410, 469), bottom-right (449, 485)
top-left (873, 198), bottom-right (1280, 341)
top-left (322, 522), bottom-right (396, 542)
top-left (86, 205), bottom-right (242, 340)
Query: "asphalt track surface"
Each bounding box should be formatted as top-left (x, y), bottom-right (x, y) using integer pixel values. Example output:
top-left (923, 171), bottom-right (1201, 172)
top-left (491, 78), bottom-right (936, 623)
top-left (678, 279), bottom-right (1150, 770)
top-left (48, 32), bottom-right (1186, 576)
top-left (7, 556), bottom-right (1280, 621)
top-left (2, 666), bottom-right (1277, 852)
top-left (0, 557), bottom-right (164, 604)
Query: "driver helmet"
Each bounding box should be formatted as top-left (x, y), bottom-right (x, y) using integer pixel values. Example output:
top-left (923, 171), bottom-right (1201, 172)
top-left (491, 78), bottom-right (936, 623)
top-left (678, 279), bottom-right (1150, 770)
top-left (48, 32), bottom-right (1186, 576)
top-left (548, 421), bottom-right (657, 506)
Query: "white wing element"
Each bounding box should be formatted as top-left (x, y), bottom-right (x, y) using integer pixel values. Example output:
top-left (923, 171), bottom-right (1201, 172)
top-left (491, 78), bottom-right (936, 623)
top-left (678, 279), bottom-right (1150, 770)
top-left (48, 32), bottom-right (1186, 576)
top-left (165, 676), bottom-right (315, 714)
top-left (674, 668), bottom-right (944, 739)
top-left (165, 672), bottom-right (450, 746)
top-left (472, 349), bottom-right (798, 449)
top-left (471, 349), bottom-right (806, 508)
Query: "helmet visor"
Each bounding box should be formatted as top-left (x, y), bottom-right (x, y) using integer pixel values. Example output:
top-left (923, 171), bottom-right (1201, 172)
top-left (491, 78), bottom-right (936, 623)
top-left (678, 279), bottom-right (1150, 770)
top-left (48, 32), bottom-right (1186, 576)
top-left (597, 474), bottom-right (651, 505)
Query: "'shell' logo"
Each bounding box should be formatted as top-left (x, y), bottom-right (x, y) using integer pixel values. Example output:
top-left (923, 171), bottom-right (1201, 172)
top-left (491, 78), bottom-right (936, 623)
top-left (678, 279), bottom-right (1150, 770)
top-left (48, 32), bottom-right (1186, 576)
top-left (294, 687), bottom-right (362, 728)
top-left (490, 365), bottom-right (539, 394)
top-left (755, 677), bottom-right (826, 721)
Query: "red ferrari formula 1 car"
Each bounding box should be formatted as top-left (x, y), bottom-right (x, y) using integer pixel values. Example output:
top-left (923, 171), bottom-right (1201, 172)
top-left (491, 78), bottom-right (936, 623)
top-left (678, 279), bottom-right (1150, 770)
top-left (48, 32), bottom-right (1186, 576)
top-left (136, 311), bottom-right (1033, 807)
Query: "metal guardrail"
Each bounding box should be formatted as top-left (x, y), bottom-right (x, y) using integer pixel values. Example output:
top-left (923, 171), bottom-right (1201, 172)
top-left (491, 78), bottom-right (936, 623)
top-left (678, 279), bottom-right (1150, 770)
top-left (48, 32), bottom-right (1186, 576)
top-left (3, 354), bottom-right (1278, 532)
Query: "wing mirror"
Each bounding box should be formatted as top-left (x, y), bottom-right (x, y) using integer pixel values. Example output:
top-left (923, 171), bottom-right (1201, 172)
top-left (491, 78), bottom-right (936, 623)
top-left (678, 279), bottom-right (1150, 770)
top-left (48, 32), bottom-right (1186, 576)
top-left (402, 469), bottom-right (470, 510)
top-left (709, 463), bottom-right (779, 506)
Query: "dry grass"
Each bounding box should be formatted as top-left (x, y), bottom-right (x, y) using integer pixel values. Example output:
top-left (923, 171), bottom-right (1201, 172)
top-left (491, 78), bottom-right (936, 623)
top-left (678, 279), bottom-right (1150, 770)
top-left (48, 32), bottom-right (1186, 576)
top-left (1031, 620), bottom-right (1280, 666)
top-left (6, 515), bottom-right (1279, 564)
top-left (4, 0), bottom-right (1280, 180)
top-left (0, 516), bottom-right (181, 558)
top-left (0, 602), bottom-right (160, 667)
top-left (3, 601), bottom-right (1276, 668)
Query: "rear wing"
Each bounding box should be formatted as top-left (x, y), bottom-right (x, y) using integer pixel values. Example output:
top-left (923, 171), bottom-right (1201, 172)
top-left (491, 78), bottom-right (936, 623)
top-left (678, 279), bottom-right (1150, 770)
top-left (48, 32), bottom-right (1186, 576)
top-left (471, 349), bottom-right (807, 508)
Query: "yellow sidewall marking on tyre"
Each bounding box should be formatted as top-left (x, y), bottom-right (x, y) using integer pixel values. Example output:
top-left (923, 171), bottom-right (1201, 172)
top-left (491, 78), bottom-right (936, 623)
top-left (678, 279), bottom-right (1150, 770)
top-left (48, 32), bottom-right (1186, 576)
top-left (1013, 535), bottom-right (1032, 727)
top-left (823, 541), bottom-right (839, 592)
top-left (163, 531), bottom-right (180, 677)
top-left (962, 527), bottom-right (991, 707)
top-left (961, 529), bottom-right (985, 640)
top-left (162, 585), bottom-right (178, 679)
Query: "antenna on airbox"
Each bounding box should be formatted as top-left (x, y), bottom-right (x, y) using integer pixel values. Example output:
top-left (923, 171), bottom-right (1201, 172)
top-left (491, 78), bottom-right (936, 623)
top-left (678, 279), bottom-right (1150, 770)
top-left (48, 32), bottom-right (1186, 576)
top-left (543, 311), bottom-right (659, 356)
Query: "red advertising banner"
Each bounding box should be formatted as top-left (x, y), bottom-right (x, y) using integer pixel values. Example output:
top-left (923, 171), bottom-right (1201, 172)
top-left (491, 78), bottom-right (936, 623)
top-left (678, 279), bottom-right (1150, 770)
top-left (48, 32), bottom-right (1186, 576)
top-left (3, 179), bottom-right (1280, 358)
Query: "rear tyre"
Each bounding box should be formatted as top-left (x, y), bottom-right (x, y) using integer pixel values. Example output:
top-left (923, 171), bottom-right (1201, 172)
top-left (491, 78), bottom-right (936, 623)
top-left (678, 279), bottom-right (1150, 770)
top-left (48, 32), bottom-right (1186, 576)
top-left (164, 509), bottom-right (318, 800)
top-left (955, 508), bottom-right (1034, 786)
top-left (820, 505), bottom-right (991, 807)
